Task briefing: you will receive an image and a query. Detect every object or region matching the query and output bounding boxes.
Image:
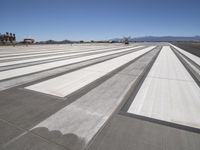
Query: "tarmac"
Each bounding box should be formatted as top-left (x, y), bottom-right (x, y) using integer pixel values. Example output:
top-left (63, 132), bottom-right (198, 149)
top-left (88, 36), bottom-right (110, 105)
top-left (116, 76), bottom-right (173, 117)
top-left (0, 43), bottom-right (200, 150)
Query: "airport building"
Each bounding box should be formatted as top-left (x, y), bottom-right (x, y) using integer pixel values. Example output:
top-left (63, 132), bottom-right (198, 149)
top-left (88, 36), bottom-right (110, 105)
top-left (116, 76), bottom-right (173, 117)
top-left (23, 38), bottom-right (35, 44)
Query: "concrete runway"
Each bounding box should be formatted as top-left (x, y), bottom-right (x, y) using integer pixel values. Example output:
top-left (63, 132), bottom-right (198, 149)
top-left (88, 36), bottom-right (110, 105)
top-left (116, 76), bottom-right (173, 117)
top-left (0, 43), bottom-right (200, 150)
top-left (0, 46), bottom-right (142, 81)
top-left (0, 45), bottom-right (131, 61)
top-left (128, 46), bottom-right (200, 129)
top-left (26, 46), bottom-right (154, 97)
top-left (0, 46), bottom-right (138, 67)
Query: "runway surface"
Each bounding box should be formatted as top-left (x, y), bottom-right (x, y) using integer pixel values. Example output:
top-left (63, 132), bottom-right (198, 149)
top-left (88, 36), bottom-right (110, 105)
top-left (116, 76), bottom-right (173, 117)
top-left (128, 46), bottom-right (200, 129)
top-left (26, 46), bottom-right (154, 97)
top-left (0, 46), bottom-right (142, 81)
top-left (0, 43), bottom-right (199, 150)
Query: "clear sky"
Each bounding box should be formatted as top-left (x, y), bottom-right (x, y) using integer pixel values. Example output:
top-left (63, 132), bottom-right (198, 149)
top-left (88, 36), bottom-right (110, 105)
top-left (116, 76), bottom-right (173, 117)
top-left (1, 0), bottom-right (200, 41)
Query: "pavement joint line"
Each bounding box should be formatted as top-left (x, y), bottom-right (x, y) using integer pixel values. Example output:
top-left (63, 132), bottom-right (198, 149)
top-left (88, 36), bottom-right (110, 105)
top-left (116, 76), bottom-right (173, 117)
top-left (0, 118), bottom-right (27, 132)
top-left (119, 111), bottom-right (200, 134)
top-left (147, 75), bottom-right (196, 83)
top-left (0, 119), bottom-right (70, 150)
top-left (2, 131), bottom-right (28, 148)
top-left (0, 119), bottom-right (29, 148)
top-left (27, 132), bottom-right (72, 150)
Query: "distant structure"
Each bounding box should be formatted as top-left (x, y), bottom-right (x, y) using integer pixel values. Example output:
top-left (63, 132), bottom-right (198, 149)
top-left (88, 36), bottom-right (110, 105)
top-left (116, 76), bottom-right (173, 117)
top-left (0, 32), bottom-right (16, 45)
top-left (124, 38), bottom-right (129, 45)
top-left (23, 38), bottom-right (35, 44)
top-left (123, 37), bottom-right (131, 45)
top-left (108, 40), bottom-right (116, 43)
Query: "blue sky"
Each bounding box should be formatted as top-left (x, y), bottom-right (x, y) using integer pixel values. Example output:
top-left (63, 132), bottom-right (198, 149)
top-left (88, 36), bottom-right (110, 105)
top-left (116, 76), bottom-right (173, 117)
top-left (1, 0), bottom-right (200, 41)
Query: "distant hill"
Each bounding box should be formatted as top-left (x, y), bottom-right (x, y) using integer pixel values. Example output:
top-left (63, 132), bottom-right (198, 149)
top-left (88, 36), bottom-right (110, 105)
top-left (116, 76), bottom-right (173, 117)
top-left (111, 36), bottom-right (200, 42)
top-left (37, 36), bottom-right (200, 44)
top-left (39, 39), bottom-right (73, 44)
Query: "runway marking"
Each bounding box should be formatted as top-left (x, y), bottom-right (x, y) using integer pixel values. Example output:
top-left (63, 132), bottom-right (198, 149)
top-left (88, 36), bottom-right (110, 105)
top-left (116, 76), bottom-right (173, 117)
top-left (0, 47), bottom-right (142, 91)
top-left (0, 46), bottom-right (143, 81)
top-left (0, 47), bottom-right (79, 57)
top-left (0, 46), bottom-right (134, 67)
top-left (170, 44), bottom-right (200, 66)
top-left (0, 45), bottom-right (112, 56)
top-left (26, 46), bottom-right (155, 97)
top-left (27, 49), bottom-right (159, 148)
top-left (128, 46), bottom-right (200, 129)
top-left (0, 45), bottom-right (125, 61)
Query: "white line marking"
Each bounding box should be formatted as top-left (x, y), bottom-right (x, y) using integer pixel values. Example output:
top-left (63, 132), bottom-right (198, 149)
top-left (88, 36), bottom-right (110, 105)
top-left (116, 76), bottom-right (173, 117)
top-left (128, 46), bottom-right (200, 129)
top-left (170, 44), bottom-right (200, 66)
top-left (0, 46), bottom-right (122, 61)
top-left (26, 46), bottom-right (155, 97)
top-left (0, 45), bottom-right (110, 56)
top-left (0, 46), bottom-right (133, 67)
top-left (0, 46), bottom-right (143, 81)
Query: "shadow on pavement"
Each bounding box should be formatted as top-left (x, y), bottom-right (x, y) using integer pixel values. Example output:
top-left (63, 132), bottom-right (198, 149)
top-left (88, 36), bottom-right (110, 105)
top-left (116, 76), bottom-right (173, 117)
top-left (31, 127), bottom-right (86, 150)
top-left (2, 127), bottom-right (86, 150)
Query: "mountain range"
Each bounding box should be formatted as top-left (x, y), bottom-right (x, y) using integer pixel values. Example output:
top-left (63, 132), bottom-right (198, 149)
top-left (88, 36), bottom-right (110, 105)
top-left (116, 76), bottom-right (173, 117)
top-left (111, 36), bottom-right (200, 42)
top-left (38, 36), bottom-right (200, 44)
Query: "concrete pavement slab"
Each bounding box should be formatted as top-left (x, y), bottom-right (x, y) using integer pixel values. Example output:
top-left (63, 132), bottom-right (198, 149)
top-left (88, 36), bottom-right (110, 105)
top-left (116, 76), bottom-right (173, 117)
top-left (26, 46), bottom-right (155, 97)
top-left (87, 114), bottom-right (200, 150)
top-left (0, 46), bottom-right (141, 81)
top-left (128, 46), bottom-right (200, 129)
top-left (0, 46), bottom-right (144, 91)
